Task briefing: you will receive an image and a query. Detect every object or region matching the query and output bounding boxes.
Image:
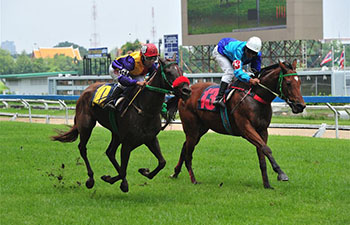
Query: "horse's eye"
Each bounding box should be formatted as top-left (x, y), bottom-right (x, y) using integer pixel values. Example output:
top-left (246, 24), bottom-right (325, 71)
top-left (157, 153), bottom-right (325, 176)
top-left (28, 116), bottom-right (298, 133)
top-left (286, 81), bottom-right (291, 86)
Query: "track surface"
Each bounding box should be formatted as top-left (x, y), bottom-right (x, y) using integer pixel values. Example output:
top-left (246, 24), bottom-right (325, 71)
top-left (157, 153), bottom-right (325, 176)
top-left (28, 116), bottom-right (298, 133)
top-left (1, 117), bottom-right (349, 139)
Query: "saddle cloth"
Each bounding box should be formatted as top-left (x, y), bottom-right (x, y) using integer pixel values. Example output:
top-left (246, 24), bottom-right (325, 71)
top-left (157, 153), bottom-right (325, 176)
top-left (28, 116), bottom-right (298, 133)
top-left (197, 85), bottom-right (235, 112)
top-left (91, 83), bottom-right (118, 107)
top-left (198, 85), bottom-right (220, 112)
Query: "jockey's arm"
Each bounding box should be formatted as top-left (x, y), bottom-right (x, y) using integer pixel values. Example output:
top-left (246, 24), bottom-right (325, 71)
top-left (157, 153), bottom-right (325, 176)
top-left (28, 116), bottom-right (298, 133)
top-left (112, 56), bottom-right (139, 87)
top-left (250, 53), bottom-right (262, 72)
top-left (233, 60), bottom-right (251, 83)
top-left (111, 55), bottom-right (135, 73)
top-left (233, 60), bottom-right (260, 85)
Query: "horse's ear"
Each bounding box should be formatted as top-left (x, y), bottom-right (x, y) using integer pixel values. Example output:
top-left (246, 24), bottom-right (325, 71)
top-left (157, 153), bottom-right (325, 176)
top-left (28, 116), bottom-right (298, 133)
top-left (172, 53), bottom-right (177, 61)
top-left (278, 59), bottom-right (287, 72)
top-left (158, 57), bottom-right (166, 66)
top-left (292, 59), bottom-right (297, 70)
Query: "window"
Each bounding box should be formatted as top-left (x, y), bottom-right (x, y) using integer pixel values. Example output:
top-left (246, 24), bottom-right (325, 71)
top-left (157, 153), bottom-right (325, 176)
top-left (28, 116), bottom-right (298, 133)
top-left (300, 75), bottom-right (331, 96)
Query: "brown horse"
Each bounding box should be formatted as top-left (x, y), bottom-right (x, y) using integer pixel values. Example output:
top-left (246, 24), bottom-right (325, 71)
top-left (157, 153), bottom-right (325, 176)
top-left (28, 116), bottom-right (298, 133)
top-left (52, 57), bottom-right (191, 192)
top-left (171, 60), bottom-right (306, 189)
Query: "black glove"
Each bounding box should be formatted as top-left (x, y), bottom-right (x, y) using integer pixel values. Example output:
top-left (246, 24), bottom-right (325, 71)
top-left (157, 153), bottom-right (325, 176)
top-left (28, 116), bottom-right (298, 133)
top-left (120, 68), bottom-right (129, 76)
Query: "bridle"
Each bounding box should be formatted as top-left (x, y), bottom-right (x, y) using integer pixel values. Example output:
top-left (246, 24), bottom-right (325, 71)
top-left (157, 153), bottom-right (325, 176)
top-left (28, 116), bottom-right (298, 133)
top-left (146, 61), bottom-right (189, 94)
top-left (258, 68), bottom-right (298, 101)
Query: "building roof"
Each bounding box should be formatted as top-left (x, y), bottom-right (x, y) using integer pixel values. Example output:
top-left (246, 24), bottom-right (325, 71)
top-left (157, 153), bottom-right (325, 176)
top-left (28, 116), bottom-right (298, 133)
top-left (0, 71), bottom-right (78, 79)
top-left (33, 46), bottom-right (82, 60)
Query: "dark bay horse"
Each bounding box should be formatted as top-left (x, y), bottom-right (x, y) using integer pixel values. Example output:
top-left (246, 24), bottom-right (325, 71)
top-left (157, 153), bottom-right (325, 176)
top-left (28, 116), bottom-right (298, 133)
top-left (52, 57), bottom-right (191, 192)
top-left (171, 60), bottom-right (306, 189)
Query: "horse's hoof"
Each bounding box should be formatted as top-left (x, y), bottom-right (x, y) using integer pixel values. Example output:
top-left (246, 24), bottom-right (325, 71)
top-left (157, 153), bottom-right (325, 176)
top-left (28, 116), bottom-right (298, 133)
top-left (138, 168), bottom-right (150, 177)
top-left (120, 181), bottom-right (129, 193)
top-left (264, 185), bottom-right (274, 189)
top-left (278, 174), bottom-right (289, 181)
top-left (170, 173), bottom-right (178, 179)
top-left (85, 178), bottom-right (95, 189)
top-left (101, 175), bottom-right (112, 184)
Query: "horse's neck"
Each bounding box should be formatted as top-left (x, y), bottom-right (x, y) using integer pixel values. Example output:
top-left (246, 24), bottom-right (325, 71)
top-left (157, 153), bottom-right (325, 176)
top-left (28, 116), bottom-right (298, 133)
top-left (138, 71), bottom-right (166, 114)
top-left (255, 68), bottom-right (280, 102)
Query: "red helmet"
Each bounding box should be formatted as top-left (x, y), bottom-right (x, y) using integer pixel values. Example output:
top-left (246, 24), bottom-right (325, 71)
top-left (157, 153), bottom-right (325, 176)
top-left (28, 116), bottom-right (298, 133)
top-left (141, 43), bottom-right (159, 57)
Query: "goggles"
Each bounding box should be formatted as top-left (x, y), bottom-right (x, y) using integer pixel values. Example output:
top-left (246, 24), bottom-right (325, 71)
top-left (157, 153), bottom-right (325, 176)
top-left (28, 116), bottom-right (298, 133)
top-left (145, 56), bottom-right (158, 61)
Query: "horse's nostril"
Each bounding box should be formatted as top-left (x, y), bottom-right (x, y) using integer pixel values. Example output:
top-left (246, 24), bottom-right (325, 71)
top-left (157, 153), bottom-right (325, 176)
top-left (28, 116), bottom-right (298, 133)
top-left (297, 103), bottom-right (306, 109)
top-left (182, 88), bottom-right (191, 95)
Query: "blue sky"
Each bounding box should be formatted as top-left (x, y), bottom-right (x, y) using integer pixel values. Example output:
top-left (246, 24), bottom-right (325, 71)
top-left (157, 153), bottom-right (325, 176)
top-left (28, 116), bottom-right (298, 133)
top-left (0, 0), bottom-right (182, 53)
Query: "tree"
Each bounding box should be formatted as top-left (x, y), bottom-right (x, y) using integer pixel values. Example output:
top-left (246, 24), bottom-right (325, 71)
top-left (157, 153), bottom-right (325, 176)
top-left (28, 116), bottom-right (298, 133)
top-left (32, 58), bottom-right (49, 73)
top-left (14, 51), bottom-right (33, 74)
top-left (120, 39), bottom-right (142, 55)
top-left (46, 54), bottom-right (80, 72)
top-left (0, 49), bottom-right (16, 74)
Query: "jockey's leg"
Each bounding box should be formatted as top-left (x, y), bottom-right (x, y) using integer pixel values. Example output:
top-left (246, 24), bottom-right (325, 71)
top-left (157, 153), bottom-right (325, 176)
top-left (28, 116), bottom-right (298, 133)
top-left (213, 81), bottom-right (228, 108)
top-left (103, 85), bottom-right (124, 110)
top-left (212, 45), bottom-right (234, 108)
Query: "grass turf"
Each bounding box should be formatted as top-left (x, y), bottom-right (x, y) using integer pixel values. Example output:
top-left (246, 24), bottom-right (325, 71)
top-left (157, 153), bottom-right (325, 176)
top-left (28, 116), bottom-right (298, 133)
top-left (0, 121), bottom-right (349, 224)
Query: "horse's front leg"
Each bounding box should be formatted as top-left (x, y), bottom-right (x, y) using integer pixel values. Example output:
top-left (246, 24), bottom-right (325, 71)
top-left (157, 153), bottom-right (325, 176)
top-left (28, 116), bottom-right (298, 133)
top-left (138, 137), bottom-right (166, 179)
top-left (259, 129), bottom-right (289, 182)
top-left (243, 126), bottom-right (288, 189)
top-left (102, 144), bottom-right (131, 192)
top-left (170, 141), bottom-right (186, 178)
top-left (241, 125), bottom-right (273, 189)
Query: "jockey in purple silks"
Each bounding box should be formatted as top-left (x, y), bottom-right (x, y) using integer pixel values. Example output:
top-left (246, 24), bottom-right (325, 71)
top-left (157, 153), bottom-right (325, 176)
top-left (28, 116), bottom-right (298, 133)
top-left (104, 43), bottom-right (159, 110)
top-left (212, 36), bottom-right (262, 108)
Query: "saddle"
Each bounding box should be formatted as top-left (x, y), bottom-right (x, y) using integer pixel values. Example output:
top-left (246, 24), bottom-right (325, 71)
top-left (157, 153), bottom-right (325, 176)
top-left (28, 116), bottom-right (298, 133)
top-left (91, 84), bottom-right (126, 111)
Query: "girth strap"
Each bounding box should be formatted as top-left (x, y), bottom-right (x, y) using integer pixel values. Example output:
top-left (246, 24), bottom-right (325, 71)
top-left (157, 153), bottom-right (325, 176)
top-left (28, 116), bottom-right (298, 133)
top-left (219, 106), bottom-right (233, 135)
top-left (109, 111), bottom-right (119, 135)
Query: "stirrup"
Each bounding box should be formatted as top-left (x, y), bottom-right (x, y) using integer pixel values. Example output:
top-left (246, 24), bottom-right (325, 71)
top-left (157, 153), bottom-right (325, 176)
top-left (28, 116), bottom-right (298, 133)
top-left (103, 101), bottom-right (116, 110)
top-left (213, 98), bottom-right (225, 108)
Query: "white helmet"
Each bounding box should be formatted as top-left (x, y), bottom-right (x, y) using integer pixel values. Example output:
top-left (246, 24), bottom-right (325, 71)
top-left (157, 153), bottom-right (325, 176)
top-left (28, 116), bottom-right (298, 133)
top-left (246, 36), bottom-right (262, 53)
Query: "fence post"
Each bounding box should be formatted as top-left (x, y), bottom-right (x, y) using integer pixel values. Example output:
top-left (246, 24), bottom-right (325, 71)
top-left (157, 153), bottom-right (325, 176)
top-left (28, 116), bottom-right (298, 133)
top-left (326, 103), bottom-right (339, 139)
top-left (21, 99), bottom-right (32, 123)
top-left (58, 100), bottom-right (68, 125)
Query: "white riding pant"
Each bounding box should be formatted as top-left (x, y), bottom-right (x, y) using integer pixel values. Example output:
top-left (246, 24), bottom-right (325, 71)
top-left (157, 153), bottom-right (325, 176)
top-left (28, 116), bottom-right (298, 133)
top-left (212, 46), bottom-right (234, 84)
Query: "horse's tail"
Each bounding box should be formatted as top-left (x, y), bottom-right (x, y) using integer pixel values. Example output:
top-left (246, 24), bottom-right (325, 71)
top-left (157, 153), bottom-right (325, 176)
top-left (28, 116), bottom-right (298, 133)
top-left (51, 123), bottom-right (79, 143)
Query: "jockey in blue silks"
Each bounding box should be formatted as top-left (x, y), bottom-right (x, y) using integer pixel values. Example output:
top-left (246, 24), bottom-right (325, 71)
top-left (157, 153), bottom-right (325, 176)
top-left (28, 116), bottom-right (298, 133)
top-left (104, 43), bottom-right (159, 110)
top-left (212, 36), bottom-right (262, 108)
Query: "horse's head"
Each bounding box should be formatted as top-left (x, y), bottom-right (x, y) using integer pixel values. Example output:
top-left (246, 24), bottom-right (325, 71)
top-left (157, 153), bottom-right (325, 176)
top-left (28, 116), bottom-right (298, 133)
top-left (157, 56), bottom-right (191, 100)
top-left (277, 59), bottom-right (306, 113)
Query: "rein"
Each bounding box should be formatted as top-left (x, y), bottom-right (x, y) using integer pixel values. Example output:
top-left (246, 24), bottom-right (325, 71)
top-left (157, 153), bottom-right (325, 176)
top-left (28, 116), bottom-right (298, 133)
top-left (145, 61), bottom-right (178, 94)
top-left (258, 70), bottom-right (298, 100)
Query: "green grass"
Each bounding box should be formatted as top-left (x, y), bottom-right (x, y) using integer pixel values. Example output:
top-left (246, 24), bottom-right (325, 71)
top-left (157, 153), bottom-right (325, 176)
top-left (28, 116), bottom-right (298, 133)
top-left (1, 121), bottom-right (349, 224)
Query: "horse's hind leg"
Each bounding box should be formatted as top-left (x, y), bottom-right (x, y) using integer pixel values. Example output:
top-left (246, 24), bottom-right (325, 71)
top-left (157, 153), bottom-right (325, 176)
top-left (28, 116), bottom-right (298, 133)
top-left (183, 135), bottom-right (200, 184)
top-left (77, 119), bottom-right (96, 189)
top-left (101, 134), bottom-right (121, 184)
top-left (139, 137), bottom-right (166, 179)
top-left (259, 130), bottom-right (288, 182)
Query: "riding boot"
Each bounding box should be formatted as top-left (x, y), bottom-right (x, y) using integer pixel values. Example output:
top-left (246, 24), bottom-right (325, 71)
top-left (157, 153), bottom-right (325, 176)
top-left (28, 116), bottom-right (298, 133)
top-left (103, 87), bottom-right (123, 110)
top-left (213, 81), bottom-right (229, 108)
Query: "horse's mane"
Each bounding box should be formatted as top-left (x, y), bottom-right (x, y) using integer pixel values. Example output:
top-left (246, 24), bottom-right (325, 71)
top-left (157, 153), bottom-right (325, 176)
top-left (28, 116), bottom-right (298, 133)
top-left (258, 61), bottom-right (293, 78)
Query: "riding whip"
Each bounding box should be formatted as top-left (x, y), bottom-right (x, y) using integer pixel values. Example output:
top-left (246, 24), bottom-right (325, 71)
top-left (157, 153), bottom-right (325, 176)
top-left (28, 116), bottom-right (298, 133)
top-left (120, 71), bottom-right (157, 117)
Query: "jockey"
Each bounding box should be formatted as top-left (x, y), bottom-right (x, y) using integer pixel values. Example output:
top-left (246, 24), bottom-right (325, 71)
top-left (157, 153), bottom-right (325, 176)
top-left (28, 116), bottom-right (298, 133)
top-left (104, 43), bottom-right (159, 110)
top-left (212, 36), bottom-right (262, 108)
